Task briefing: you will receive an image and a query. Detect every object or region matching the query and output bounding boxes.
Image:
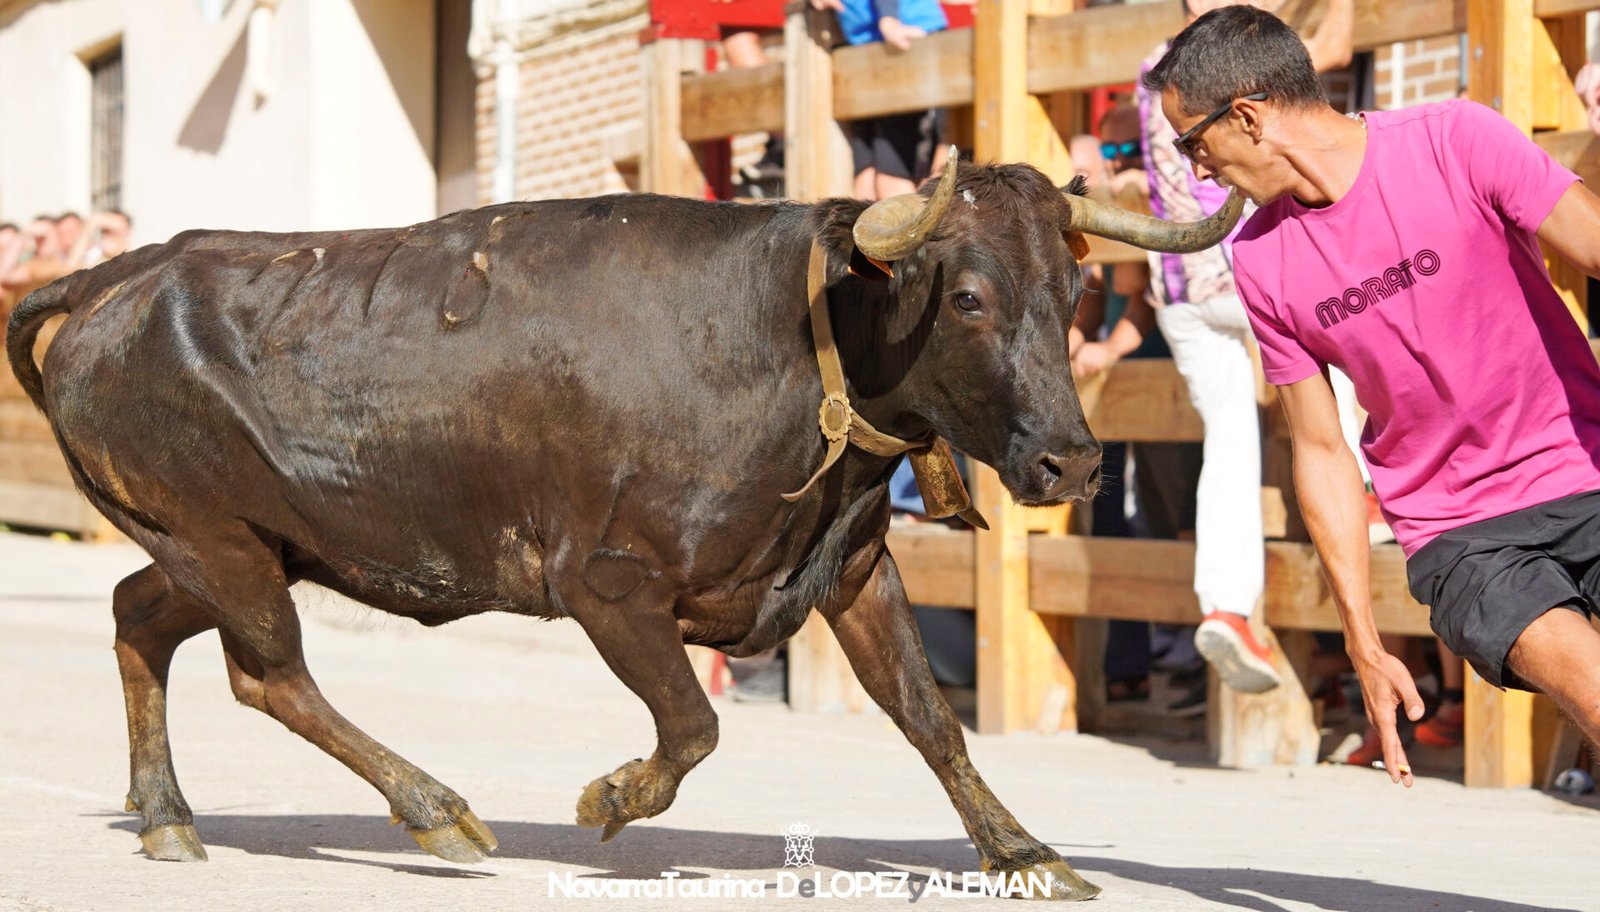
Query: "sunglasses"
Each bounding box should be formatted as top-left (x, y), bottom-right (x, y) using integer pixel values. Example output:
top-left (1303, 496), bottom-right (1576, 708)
top-left (1173, 91), bottom-right (1268, 161)
top-left (1101, 140), bottom-right (1141, 161)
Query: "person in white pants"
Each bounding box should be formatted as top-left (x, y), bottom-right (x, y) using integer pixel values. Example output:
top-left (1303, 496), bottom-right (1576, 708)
top-left (1136, 0), bottom-right (1353, 695)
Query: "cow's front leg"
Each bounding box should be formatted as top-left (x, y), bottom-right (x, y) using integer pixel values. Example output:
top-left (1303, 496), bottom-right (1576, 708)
top-left (560, 577), bottom-right (718, 842)
top-left (823, 552), bottom-right (1101, 901)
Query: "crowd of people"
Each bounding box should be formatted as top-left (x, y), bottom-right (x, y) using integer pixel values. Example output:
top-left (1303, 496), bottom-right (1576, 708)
top-left (0, 209), bottom-right (132, 317)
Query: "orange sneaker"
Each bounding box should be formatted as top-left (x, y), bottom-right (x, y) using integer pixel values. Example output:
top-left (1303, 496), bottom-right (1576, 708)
top-left (1346, 725), bottom-right (1383, 767)
top-left (1415, 699), bottom-right (1464, 748)
top-left (1194, 612), bottom-right (1281, 694)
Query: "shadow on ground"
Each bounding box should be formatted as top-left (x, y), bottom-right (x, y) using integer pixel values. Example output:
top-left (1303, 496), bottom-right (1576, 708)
top-left (103, 814), bottom-right (1579, 910)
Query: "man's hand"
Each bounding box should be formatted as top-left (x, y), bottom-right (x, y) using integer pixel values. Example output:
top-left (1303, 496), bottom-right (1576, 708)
top-left (1071, 341), bottom-right (1119, 379)
top-left (1351, 648), bottom-right (1426, 787)
top-left (878, 16), bottom-right (926, 51)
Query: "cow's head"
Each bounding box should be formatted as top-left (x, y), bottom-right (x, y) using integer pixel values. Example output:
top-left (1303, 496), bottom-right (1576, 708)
top-left (821, 152), bottom-right (1240, 507)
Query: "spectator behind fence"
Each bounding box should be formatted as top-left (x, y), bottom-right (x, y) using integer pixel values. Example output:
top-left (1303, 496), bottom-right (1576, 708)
top-left (1069, 105), bottom-right (1206, 710)
top-left (1135, 0), bottom-right (1352, 697)
top-left (1, 210), bottom-right (133, 322)
top-left (812, 0), bottom-right (948, 201)
top-left (720, 24), bottom-right (786, 195)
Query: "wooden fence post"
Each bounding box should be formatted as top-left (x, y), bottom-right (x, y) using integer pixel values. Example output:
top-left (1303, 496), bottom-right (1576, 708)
top-left (782, 0), bottom-right (869, 712)
top-left (642, 37), bottom-right (708, 196)
top-left (972, 0), bottom-right (1077, 735)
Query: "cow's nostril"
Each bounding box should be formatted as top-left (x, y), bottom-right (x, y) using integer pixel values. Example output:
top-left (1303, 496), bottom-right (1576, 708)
top-left (1086, 463), bottom-right (1102, 489)
top-left (1039, 454), bottom-right (1064, 482)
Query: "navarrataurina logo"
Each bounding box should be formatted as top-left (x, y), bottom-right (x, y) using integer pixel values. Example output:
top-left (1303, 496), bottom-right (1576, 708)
top-left (545, 820), bottom-right (1055, 900)
top-left (783, 822), bottom-right (816, 867)
top-left (1314, 249), bottom-right (1441, 329)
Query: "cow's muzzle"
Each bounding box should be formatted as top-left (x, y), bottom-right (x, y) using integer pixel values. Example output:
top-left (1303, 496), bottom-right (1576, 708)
top-left (1028, 442), bottom-right (1102, 504)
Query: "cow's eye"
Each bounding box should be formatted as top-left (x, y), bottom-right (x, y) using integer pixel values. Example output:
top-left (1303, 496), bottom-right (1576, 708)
top-left (953, 292), bottom-right (982, 313)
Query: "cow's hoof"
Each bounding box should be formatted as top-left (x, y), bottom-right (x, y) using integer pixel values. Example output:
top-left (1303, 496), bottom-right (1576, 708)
top-left (575, 758), bottom-right (675, 842)
top-left (409, 809), bottom-right (499, 864)
top-left (139, 824), bottom-right (209, 862)
top-left (1003, 860), bottom-right (1101, 901)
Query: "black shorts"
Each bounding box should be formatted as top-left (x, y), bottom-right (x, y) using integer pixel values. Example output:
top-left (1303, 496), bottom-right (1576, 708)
top-left (849, 109), bottom-right (946, 181)
top-left (1406, 489), bottom-right (1600, 690)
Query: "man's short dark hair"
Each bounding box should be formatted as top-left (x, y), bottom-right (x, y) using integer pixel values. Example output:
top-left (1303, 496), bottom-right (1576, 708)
top-left (106, 208), bottom-right (132, 226)
top-left (0, 223), bottom-right (17, 233)
top-left (57, 211), bottom-right (82, 222)
top-left (1142, 6), bottom-right (1327, 116)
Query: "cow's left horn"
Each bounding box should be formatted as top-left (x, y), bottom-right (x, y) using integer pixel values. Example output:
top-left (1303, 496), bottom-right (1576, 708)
top-left (853, 146), bottom-right (960, 261)
top-left (1063, 186), bottom-right (1245, 254)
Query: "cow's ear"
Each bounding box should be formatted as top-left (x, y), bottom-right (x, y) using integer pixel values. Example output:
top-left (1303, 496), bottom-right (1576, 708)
top-left (1065, 230), bottom-right (1090, 261)
top-left (885, 247), bottom-right (940, 342)
top-left (813, 198), bottom-right (870, 287)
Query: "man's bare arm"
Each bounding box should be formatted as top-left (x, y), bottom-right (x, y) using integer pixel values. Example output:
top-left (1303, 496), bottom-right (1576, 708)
top-left (1303, 0), bottom-right (1354, 74)
top-left (1278, 371), bottom-right (1424, 787)
top-left (1537, 182), bottom-right (1600, 278)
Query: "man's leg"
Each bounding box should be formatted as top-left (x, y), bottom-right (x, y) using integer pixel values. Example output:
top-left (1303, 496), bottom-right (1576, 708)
top-left (1154, 298), bottom-right (1277, 693)
top-left (1506, 607), bottom-right (1600, 748)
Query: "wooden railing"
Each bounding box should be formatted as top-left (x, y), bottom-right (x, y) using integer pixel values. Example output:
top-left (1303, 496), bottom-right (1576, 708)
top-left (644, 0), bottom-right (1600, 789)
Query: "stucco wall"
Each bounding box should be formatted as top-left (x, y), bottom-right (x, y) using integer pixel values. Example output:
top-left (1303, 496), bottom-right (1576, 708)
top-left (0, 0), bottom-right (439, 244)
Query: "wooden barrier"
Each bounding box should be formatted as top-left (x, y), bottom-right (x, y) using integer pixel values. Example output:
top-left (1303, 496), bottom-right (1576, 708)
top-left (635, 0), bottom-right (1600, 785)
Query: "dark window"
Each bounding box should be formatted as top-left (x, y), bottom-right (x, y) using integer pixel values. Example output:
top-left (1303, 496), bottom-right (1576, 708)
top-left (90, 46), bottom-right (124, 213)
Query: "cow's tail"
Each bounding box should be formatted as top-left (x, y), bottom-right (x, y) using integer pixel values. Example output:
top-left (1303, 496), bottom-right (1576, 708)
top-left (6, 277), bottom-right (73, 415)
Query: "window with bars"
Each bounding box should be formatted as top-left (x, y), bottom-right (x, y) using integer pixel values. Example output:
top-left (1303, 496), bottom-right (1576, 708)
top-left (90, 46), bottom-right (124, 213)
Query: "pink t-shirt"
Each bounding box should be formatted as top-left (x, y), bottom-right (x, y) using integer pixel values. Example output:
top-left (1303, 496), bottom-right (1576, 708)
top-left (1234, 99), bottom-right (1600, 556)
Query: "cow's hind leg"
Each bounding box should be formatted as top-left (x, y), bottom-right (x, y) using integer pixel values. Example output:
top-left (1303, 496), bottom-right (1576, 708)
top-left (113, 564), bottom-right (217, 861)
top-left (824, 553), bottom-right (1100, 901)
top-left (562, 587), bottom-right (718, 841)
top-left (159, 529), bottom-right (498, 863)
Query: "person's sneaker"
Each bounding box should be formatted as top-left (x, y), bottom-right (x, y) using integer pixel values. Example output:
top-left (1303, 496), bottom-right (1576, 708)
top-left (1414, 698), bottom-right (1464, 748)
top-left (1193, 612), bottom-right (1281, 694)
top-left (1345, 724), bottom-right (1383, 767)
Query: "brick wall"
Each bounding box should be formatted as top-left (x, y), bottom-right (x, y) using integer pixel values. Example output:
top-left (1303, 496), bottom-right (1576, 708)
top-left (1374, 35), bottom-right (1464, 110)
top-left (476, 30), bottom-right (644, 204)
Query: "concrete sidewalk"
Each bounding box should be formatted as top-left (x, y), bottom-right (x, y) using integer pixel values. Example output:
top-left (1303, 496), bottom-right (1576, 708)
top-left (1, 530), bottom-right (1595, 912)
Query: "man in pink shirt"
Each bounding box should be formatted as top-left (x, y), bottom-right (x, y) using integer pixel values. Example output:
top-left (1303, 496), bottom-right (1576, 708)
top-left (1144, 5), bottom-right (1600, 785)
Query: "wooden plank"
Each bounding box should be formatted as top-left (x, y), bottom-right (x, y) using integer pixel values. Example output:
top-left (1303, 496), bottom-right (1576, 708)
top-left (681, 62), bottom-right (784, 143)
top-left (786, 612), bottom-right (873, 713)
top-left (973, 0), bottom-right (1028, 161)
top-left (0, 399), bottom-right (55, 444)
top-left (785, 3), bottom-right (852, 200)
top-left (1469, 0), bottom-right (1536, 131)
top-left (1026, 0), bottom-right (1464, 97)
top-left (1533, 0), bottom-right (1600, 15)
top-left (1030, 536), bottom-right (1199, 624)
top-left (1208, 626), bottom-right (1321, 768)
top-left (642, 38), bottom-right (708, 196)
top-left (1079, 359), bottom-right (1204, 443)
top-left (1027, 2), bottom-right (1184, 96)
top-left (832, 27), bottom-right (974, 122)
top-left (0, 439), bottom-right (75, 487)
top-left (0, 478), bottom-right (117, 540)
top-left (885, 523), bottom-right (976, 608)
top-left (1264, 541), bottom-right (1433, 636)
top-left (975, 467), bottom-right (1076, 733)
top-left (1535, 130), bottom-right (1600, 186)
top-left (1465, 667), bottom-right (1535, 787)
top-left (1532, 17), bottom-right (1587, 131)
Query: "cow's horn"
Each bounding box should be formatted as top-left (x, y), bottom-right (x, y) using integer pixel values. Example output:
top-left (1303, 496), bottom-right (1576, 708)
top-left (852, 146), bottom-right (960, 261)
top-left (1063, 186), bottom-right (1244, 254)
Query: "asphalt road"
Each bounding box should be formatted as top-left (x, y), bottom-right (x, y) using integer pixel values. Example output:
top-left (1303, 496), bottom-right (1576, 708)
top-left (2, 530), bottom-right (1597, 912)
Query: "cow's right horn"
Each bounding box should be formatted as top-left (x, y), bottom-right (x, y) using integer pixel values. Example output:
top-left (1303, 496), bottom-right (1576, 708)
top-left (1064, 186), bottom-right (1245, 254)
top-left (853, 146), bottom-right (960, 261)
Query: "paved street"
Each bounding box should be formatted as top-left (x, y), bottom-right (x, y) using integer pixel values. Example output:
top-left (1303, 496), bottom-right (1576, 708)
top-left (1, 530), bottom-right (1596, 912)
